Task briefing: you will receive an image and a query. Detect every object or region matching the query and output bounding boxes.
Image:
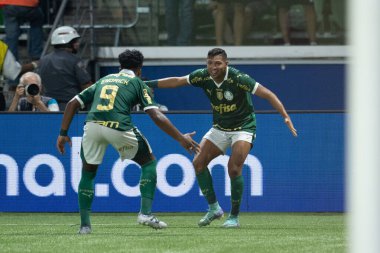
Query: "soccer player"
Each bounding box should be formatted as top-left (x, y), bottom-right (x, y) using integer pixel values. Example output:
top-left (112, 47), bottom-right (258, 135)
top-left (146, 47), bottom-right (297, 228)
top-left (56, 49), bottom-right (199, 234)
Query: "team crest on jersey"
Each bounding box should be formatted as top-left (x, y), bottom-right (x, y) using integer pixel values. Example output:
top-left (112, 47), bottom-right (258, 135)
top-left (216, 89), bottom-right (223, 100)
top-left (224, 90), bottom-right (233, 101)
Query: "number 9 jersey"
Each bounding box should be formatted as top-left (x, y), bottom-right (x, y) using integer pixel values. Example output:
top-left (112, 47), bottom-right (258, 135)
top-left (75, 70), bottom-right (159, 131)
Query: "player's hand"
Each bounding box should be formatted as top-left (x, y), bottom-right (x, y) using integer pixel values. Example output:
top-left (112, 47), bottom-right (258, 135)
top-left (284, 117), bottom-right (297, 137)
top-left (180, 131), bottom-right (200, 154)
top-left (56, 135), bottom-right (72, 155)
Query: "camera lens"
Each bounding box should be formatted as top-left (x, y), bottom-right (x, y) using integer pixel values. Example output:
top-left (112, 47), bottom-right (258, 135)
top-left (25, 84), bottom-right (39, 96)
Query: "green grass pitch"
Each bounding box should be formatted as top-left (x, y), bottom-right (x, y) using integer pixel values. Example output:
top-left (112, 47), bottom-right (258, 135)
top-left (0, 212), bottom-right (345, 253)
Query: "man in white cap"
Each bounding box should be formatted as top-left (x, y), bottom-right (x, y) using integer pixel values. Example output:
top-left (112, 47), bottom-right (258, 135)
top-left (37, 26), bottom-right (92, 110)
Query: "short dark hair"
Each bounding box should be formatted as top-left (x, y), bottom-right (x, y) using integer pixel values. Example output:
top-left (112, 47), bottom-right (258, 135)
top-left (207, 48), bottom-right (227, 59)
top-left (118, 49), bottom-right (144, 69)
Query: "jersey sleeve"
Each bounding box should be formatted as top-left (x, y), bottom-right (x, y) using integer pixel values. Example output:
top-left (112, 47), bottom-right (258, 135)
top-left (135, 78), bottom-right (159, 111)
top-left (237, 72), bottom-right (259, 94)
top-left (188, 68), bottom-right (208, 87)
top-left (76, 82), bottom-right (97, 108)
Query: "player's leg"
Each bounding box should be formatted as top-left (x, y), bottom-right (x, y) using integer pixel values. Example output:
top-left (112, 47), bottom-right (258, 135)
top-left (223, 138), bottom-right (252, 228)
top-left (194, 128), bottom-right (228, 226)
top-left (128, 129), bottom-right (158, 215)
top-left (78, 123), bottom-right (108, 234)
top-left (134, 146), bottom-right (167, 229)
top-left (114, 128), bottom-right (167, 229)
top-left (77, 160), bottom-right (98, 234)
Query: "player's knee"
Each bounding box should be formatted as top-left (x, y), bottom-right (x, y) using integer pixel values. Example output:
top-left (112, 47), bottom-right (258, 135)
top-left (228, 169), bottom-right (241, 178)
top-left (192, 157), bottom-right (206, 173)
top-left (227, 163), bottom-right (243, 178)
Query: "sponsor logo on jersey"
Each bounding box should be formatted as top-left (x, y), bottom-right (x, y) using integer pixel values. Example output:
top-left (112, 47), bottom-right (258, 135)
top-left (92, 120), bottom-right (120, 129)
top-left (143, 89), bottom-right (152, 104)
top-left (211, 103), bottom-right (237, 114)
top-left (224, 90), bottom-right (233, 101)
top-left (216, 89), bottom-right (223, 100)
top-left (118, 145), bottom-right (134, 152)
top-left (190, 76), bottom-right (203, 84)
top-left (238, 83), bottom-right (250, 92)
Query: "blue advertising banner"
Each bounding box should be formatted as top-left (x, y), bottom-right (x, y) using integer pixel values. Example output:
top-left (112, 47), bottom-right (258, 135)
top-left (100, 64), bottom-right (346, 111)
top-left (0, 113), bottom-right (344, 212)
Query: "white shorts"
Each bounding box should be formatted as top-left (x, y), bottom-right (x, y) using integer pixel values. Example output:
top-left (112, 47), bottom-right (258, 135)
top-left (203, 127), bottom-right (255, 154)
top-left (81, 122), bottom-right (152, 165)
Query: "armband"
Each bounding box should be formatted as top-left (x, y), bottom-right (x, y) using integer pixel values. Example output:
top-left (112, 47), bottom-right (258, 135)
top-left (145, 80), bottom-right (158, 88)
top-left (59, 129), bottom-right (68, 136)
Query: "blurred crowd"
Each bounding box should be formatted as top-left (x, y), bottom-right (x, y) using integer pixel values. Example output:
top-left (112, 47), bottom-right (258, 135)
top-left (0, 0), bottom-right (346, 111)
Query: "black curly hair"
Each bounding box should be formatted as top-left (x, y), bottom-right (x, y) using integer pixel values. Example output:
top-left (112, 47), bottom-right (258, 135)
top-left (207, 48), bottom-right (227, 59)
top-left (118, 49), bottom-right (144, 70)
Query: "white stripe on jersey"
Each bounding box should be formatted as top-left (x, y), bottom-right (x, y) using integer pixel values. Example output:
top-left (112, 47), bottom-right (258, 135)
top-left (251, 82), bottom-right (260, 95)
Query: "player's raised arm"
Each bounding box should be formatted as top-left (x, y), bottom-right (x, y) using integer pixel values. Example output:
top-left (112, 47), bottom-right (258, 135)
top-left (254, 84), bottom-right (298, 137)
top-left (145, 107), bottom-right (200, 154)
top-left (145, 76), bottom-right (189, 89)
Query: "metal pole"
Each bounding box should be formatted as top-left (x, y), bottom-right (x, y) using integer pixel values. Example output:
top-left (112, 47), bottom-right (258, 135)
top-left (348, 0), bottom-right (380, 252)
top-left (89, 0), bottom-right (95, 61)
top-left (41, 0), bottom-right (70, 58)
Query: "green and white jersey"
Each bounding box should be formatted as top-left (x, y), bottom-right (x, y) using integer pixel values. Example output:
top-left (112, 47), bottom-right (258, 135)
top-left (188, 67), bottom-right (259, 132)
top-left (76, 69), bottom-right (158, 131)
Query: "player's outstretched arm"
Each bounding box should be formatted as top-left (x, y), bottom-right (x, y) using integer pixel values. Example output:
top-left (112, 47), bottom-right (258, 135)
top-left (254, 84), bottom-right (298, 137)
top-left (145, 76), bottom-right (189, 89)
top-left (146, 108), bottom-right (200, 154)
top-left (56, 98), bottom-right (81, 154)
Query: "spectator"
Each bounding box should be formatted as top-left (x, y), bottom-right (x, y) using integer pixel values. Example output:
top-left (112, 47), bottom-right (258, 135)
top-left (0, 40), bottom-right (38, 110)
top-left (1, 0), bottom-right (44, 60)
top-left (37, 26), bottom-right (92, 111)
top-left (314, 0), bottom-right (345, 36)
top-left (212, 0), bottom-right (273, 45)
top-left (8, 72), bottom-right (59, 112)
top-left (164, 0), bottom-right (195, 45)
top-left (275, 0), bottom-right (317, 45)
top-left (244, 0), bottom-right (273, 41)
top-left (213, 0), bottom-right (246, 45)
top-left (96, 0), bottom-right (128, 23)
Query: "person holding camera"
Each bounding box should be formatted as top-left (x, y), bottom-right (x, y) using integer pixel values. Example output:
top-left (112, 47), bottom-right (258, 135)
top-left (0, 40), bottom-right (38, 111)
top-left (8, 72), bottom-right (59, 112)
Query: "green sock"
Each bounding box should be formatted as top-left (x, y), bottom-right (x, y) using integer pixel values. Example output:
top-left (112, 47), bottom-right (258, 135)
top-left (140, 197), bottom-right (153, 215)
top-left (196, 168), bottom-right (217, 205)
top-left (230, 175), bottom-right (244, 216)
top-left (139, 160), bottom-right (157, 214)
top-left (78, 169), bottom-right (96, 227)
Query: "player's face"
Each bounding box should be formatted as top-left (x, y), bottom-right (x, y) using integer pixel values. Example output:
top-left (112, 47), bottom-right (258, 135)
top-left (207, 55), bottom-right (228, 81)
